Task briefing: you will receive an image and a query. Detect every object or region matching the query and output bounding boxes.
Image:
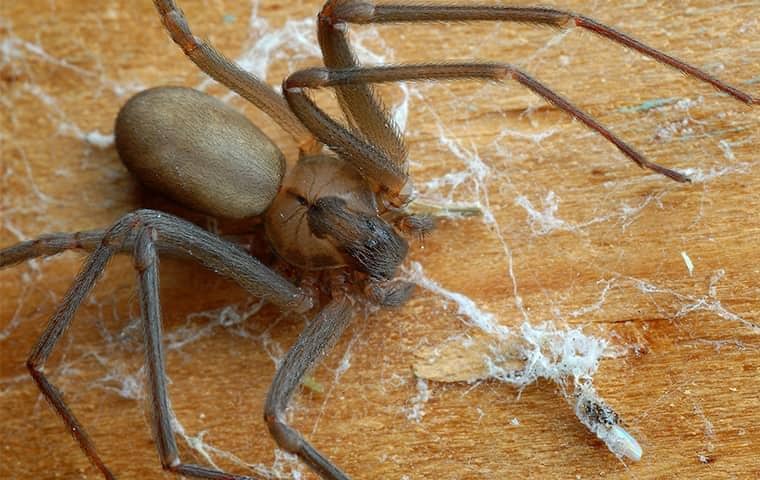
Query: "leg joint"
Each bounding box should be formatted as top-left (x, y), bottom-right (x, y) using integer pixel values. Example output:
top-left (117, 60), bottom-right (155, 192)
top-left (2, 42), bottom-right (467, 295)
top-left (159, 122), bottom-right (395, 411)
top-left (264, 413), bottom-right (302, 454)
top-left (25, 357), bottom-right (39, 373)
top-left (161, 456), bottom-right (181, 471)
top-left (319, 0), bottom-right (375, 26)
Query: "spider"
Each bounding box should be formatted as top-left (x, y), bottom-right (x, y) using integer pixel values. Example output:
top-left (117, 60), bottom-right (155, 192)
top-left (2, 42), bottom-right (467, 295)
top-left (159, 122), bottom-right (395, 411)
top-left (1, 1), bottom-right (756, 479)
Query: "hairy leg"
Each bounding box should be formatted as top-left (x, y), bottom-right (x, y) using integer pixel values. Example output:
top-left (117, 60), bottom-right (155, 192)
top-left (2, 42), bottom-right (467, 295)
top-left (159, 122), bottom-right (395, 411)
top-left (284, 61), bottom-right (698, 201)
top-left (264, 292), bottom-right (354, 480)
top-left (133, 225), bottom-right (258, 479)
top-left (2, 210), bottom-right (311, 312)
top-left (152, 0), bottom-right (319, 153)
top-left (318, 3), bottom-right (408, 173)
top-left (320, 1), bottom-right (756, 104)
top-left (309, 1), bottom-right (756, 202)
top-left (5, 210), bottom-right (314, 478)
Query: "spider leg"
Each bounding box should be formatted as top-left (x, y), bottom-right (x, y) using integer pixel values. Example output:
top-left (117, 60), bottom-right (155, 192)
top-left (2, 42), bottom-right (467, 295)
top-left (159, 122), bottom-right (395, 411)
top-left (0, 229), bottom-right (268, 269)
top-left (320, 1), bottom-right (757, 105)
top-left (9, 210), bottom-right (314, 479)
top-left (317, 4), bottom-right (408, 173)
top-left (0, 229), bottom-right (109, 267)
top-left (284, 62), bottom-right (692, 191)
top-left (152, 0), bottom-right (320, 153)
top-left (264, 293), bottom-right (353, 480)
top-left (0, 228), bottom-right (203, 268)
top-left (365, 278), bottom-right (415, 307)
top-left (284, 74), bottom-right (410, 204)
top-left (133, 226), bottom-right (256, 480)
top-left (2, 210), bottom-right (311, 312)
top-left (25, 225), bottom-right (124, 479)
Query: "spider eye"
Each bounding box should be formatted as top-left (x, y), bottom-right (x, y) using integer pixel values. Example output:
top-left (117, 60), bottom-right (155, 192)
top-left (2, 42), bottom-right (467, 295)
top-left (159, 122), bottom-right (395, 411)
top-left (286, 189), bottom-right (308, 206)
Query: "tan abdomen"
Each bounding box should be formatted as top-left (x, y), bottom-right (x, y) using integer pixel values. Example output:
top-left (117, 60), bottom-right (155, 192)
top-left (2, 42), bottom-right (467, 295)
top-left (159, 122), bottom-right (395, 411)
top-left (115, 87), bottom-right (284, 219)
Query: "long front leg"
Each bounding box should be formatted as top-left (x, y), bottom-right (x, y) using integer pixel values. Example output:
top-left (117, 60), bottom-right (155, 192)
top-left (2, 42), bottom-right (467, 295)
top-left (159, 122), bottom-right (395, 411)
top-left (317, 2), bottom-right (408, 174)
top-left (309, 1), bottom-right (757, 203)
top-left (284, 62), bottom-right (696, 197)
top-left (319, 1), bottom-right (757, 105)
top-left (265, 294), bottom-right (354, 480)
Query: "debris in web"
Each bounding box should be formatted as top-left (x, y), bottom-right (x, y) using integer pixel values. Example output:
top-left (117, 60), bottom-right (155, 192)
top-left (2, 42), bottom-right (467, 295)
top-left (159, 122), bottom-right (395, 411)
top-left (407, 261), bottom-right (642, 460)
top-left (573, 380), bottom-right (642, 461)
top-left (403, 378), bottom-right (431, 423)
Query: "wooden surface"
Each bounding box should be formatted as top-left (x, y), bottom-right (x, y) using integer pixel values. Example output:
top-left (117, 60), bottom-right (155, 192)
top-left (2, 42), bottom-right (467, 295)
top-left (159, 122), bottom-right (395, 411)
top-left (1, 1), bottom-right (758, 479)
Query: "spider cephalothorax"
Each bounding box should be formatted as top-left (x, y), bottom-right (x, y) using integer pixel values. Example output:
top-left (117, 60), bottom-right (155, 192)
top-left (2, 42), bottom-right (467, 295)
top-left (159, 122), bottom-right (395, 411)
top-left (264, 155), bottom-right (409, 281)
top-left (0, 1), bottom-right (755, 479)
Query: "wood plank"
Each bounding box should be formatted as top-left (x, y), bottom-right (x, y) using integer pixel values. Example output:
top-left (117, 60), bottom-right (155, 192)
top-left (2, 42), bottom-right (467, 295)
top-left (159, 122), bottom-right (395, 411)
top-left (1, 1), bottom-right (757, 478)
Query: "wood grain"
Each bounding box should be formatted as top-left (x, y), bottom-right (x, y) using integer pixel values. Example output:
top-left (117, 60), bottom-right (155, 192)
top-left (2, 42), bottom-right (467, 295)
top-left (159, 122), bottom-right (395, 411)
top-left (1, 1), bottom-right (758, 479)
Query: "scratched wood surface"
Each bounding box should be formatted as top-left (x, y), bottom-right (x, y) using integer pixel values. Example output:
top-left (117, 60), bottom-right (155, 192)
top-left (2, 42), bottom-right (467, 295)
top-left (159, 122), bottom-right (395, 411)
top-left (1, 1), bottom-right (758, 479)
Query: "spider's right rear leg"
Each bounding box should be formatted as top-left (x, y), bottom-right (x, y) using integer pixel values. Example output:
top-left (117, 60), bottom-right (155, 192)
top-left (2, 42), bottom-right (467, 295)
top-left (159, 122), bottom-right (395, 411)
top-left (5, 209), bottom-right (313, 479)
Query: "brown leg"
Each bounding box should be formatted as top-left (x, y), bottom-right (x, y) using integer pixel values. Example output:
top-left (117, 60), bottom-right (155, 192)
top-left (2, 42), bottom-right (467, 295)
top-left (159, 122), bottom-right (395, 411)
top-left (152, 0), bottom-right (319, 153)
top-left (133, 226), bottom-right (258, 479)
top-left (25, 227), bottom-right (123, 480)
top-left (284, 62), bottom-right (692, 189)
top-left (318, 3), bottom-right (408, 173)
top-left (2, 210), bottom-right (312, 311)
top-left (0, 230), bottom-right (108, 268)
top-left (265, 294), bottom-right (354, 480)
top-left (15, 210), bottom-right (314, 479)
top-left (283, 75), bottom-right (410, 203)
top-left (308, 1), bottom-right (756, 201)
top-left (320, 1), bottom-right (757, 105)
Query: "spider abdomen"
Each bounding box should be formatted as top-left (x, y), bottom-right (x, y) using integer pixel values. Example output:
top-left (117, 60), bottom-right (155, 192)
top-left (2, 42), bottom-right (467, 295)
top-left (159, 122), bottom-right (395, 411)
top-left (115, 86), bottom-right (285, 219)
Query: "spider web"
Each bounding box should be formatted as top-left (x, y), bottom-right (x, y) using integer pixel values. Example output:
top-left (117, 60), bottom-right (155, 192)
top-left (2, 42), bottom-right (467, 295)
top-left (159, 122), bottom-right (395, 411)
top-left (0, 1), bottom-right (758, 478)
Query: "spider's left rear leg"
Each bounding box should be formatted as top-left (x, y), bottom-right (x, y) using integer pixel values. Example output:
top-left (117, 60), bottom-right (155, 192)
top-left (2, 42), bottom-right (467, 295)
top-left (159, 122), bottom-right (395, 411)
top-left (11, 210), bottom-right (314, 479)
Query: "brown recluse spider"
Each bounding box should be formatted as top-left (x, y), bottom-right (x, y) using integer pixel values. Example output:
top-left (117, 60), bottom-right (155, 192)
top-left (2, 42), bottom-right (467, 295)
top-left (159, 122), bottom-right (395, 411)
top-left (1, 1), bottom-right (756, 479)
